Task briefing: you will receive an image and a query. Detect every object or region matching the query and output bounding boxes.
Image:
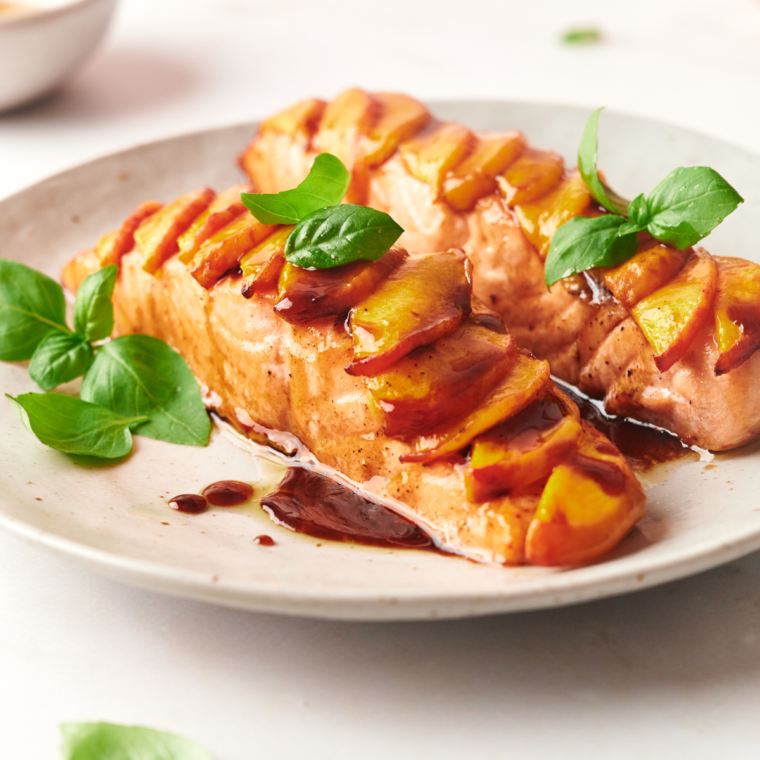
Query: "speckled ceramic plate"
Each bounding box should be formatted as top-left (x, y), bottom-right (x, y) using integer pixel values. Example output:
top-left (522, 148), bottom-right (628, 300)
top-left (1, 102), bottom-right (760, 621)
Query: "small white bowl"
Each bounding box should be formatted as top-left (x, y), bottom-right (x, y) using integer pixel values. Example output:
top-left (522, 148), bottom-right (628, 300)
top-left (0, 0), bottom-right (117, 112)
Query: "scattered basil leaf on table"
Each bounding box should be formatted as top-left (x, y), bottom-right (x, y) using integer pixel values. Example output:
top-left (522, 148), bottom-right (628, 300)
top-left (73, 264), bottom-right (117, 341)
top-left (577, 108), bottom-right (630, 216)
top-left (81, 334), bottom-right (211, 447)
top-left (544, 215), bottom-right (638, 286)
top-left (561, 28), bottom-right (602, 45)
top-left (242, 153), bottom-right (351, 225)
top-left (6, 393), bottom-right (146, 458)
top-left (28, 332), bottom-right (94, 391)
top-left (285, 204), bottom-right (403, 269)
top-left (0, 257), bottom-right (69, 361)
top-left (60, 722), bottom-right (213, 760)
top-left (544, 109), bottom-right (744, 288)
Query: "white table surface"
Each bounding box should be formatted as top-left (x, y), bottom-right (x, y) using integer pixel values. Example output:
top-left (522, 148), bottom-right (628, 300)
top-left (3, 0), bottom-right (760, 757)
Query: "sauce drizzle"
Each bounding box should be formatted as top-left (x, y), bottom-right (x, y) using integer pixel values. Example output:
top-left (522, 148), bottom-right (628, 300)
top-left (202, 480), bottom-right (254, 506)
top-left (169, 494), bottom-right (208, 514)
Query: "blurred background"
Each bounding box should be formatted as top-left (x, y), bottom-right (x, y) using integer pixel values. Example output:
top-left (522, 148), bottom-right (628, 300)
top-left (2, 0), bottom-right (760, 198)
top-left (2, 1), bottom-right (760, 758)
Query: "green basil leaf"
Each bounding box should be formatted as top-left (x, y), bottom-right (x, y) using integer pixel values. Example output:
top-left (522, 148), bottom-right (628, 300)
top-left (60, 722), bottom-right (213, 760)
top-left (242, 153), bottom-right (351, 225)
top-left (6, 393), bottom-right (146, 459)
top-left (285, 204), bottom-right (403, 269)
top-left (81, 334), bottom-right (210, 446)
top-left (645, 166), bottom-right (744, 249)
top-left (578, 109), bottom-right (630, 217)
top-left (28, 332), bottom-right (94, 391)
top-left (627, 193), bottom-right (649, 228)
top-left (561, 28), bottom-right (602, 45)
top-left (0, 257), bottom-right (69, 361)
top-left (544, 215), bottom-right (638, 287)
top-left (73, 265), bottom-right (117, 342)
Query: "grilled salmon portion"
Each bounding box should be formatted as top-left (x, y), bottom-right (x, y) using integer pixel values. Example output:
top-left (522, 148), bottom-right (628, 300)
top-left (240, 90), bottom-right (760, 451)
top-left (62, 189), bottom-right (645, 567)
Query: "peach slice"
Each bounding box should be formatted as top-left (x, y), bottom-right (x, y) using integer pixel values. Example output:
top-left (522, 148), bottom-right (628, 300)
top-left (314, 88), bottom-right (378, 166)
top-left (177, 184), bottom-right (252, 264)
top-left (400, 351), bottom-right (551, 463)
top-left (713, 256), bottom-right (760, 375)
top-left (346, 250), bottom-right (473, 376)
top-left (135, 188), bottom-right (215, 274)
top-left (512, 172), bottom-right (594, 259)
top-left (188, 212), bottom-right (278, 289)
top-left (274, 247), bottom-right (407, 325)
top-left (524, 423), bottom-right (646, 566)
top-left (400, 122), bottom-right (476, 195)
top-left (603, 240), bottom-right (689, 309)
top-left (96, 201), bottom-right (164, 268)
top-left (442, 132), bottom-right (526, 211)
top-left (632, 248), bottom-right (717, 372)
top-left (240, 226), bottom-right (293, 298)
top-left (259, 97), bottom-right (327, 143)
top-left (368, 318), bottom-right (519, 440)
top-left (363, 93), bottom-right (431, 168)
top-left (464, 391), bottom-right (583, 502)
top-left (496, 147), bottom-right (565, 207)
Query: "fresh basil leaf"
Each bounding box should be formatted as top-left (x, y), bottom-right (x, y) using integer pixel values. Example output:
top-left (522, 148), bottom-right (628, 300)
top-left (73, 265), bottom-right (117, 342)
top-left (627, 193), bottom-right (649, 228)
top-left (81, 334), bottom-right (210, 446)
top-left (544, 215), bottom-right (638, 287)
top-left (645, 166), bottom-right (744, 249)
top-left (7, 393), bottom-right (146, 458)
top-left (578, 109), bottom-right (630, 217)
top-left (60, 722), bottom-right (213, 760)
top-left (285, 204), bottom-right (403, 269)
top-left (28, 332), bottom-right (94, 391)
top-left (242, 153), bottom-right (351, 225)
top-left (0, 257), bottom-right (69, 361)
top-left (561, 28), bottom-right (602, 45)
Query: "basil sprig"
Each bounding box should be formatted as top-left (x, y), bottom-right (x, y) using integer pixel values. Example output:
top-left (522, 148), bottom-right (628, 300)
top-left (285, 204), bottom-right (403, 269)
top-left (241, 153), bottom-right (350, 225)
top-left (61, 722), bottom-right (213, 760)
top-left (243, 153), bottom-right (405, 269)
top-left (544, 109), bottom-right (744, 287)
top-left (1, 258), bottom-right (210, 459)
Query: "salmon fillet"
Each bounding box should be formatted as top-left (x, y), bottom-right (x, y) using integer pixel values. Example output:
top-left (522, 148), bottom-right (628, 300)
top-left (62, 197), bottom-right (645, 567)
top-left (240, 91), bottom-right (760, 451)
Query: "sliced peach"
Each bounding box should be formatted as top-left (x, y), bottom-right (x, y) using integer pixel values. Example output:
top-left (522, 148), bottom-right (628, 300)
top-left (314, 88), bottom-right (378, 164)
top-left (368, 318), bottom-right (519, 440)
top-left (240, 226), bottom-right (293, 298)
top-left (603, 240), bottom-right (689, 309)
top-left (274, 247), bottom-right (407, 325)
top-left (442, 132), bottom-right (526, 211)
top-left (135, 187), bottom-right (215, 274)
top-left (496, 147), bottom-right (564, 207)
top-left (513, 172), bottom-right (594, 259)
top-left (524, 423), bottom-right (645, 566)
top-left (96, 201), bottom-right (163, 267)
top-left (464, 391), bottom-right (583, 502)
top-left (346, 250), bottom-right (473, 376)
top-left (177, 184), bottom-right (251, 264)
top-left (632, 248), bottom-right (717, 372)
top-left (713, 256), bottom-right (760, 375)
top-left (363, 93), bottom-right (431, 168)
top-left (400, 122), bottom-right (476, 195)
top-left (400, 352), bottom-right (551, 463)
top-left (260, 97), bottom-right (327, 143)
top-left (188, 212), bottom-right (278, 289)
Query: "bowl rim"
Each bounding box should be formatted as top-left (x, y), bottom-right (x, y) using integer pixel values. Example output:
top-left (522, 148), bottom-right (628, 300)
top-left (0, 0), bottom-right (111, 28)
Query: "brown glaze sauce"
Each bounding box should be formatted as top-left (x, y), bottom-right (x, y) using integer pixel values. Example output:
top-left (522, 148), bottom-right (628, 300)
top-left (561, 385), bottom-right (691, 471)
top-left (169, 494), bottom-right (208, 514)
top-left (253, 534), bottom-right (276, 546)
top-left (202, 480), bottom-right (254, 506)
top-left (261, 467), bottom-right (445, 553)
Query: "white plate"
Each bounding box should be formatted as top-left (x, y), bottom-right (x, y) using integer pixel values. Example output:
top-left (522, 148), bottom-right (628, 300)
top-left (1, 101), bottom-right (760, 621)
